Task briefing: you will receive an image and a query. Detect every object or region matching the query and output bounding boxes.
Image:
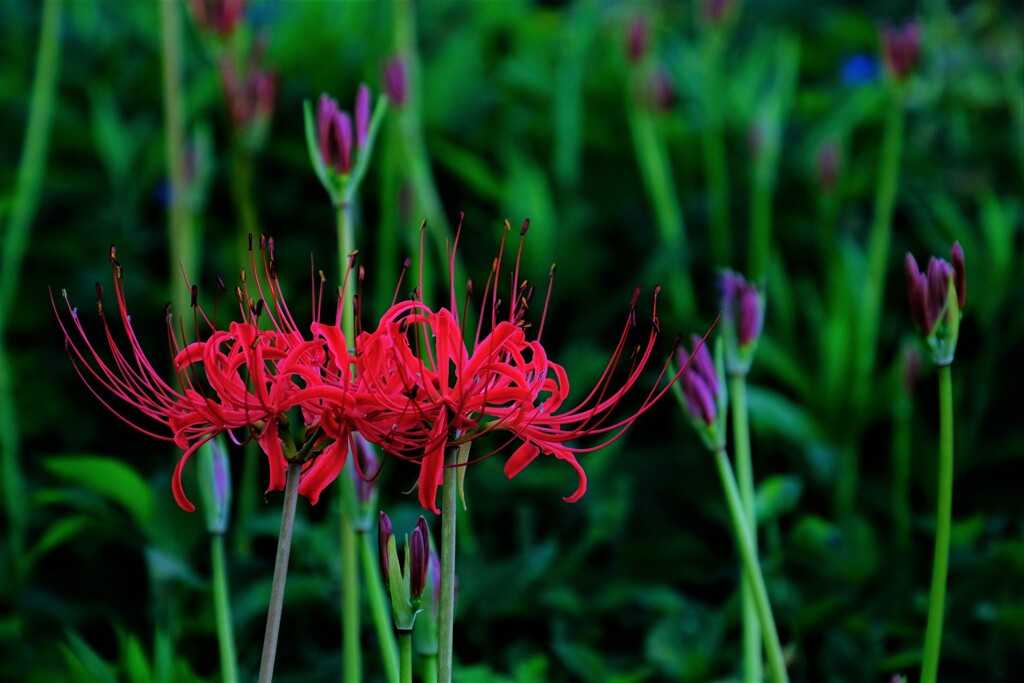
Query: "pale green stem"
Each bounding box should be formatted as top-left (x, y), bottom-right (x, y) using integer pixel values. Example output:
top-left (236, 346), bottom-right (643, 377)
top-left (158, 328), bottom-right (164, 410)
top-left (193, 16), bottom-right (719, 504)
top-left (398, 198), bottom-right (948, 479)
top-left (0, 0), bottom-right (62, 566)
top-left (342, 513), bottom-right (362, 683)
top-left (714, 448), bottom-right (789, 683)
top-left (258, 461), bottom-right (302, 683)
top-left (437, 447), bottom-right (458, 683)
top-left (359, 532), bottom-right (401, 683)
top-left (399, 631), bottom-right (414, 683)
top-left (337, 202), bottom-right (355, 334)
top-left (841, 90), bottom-right (904, 518)
top-left (211, 533), bottom-right (239, 683)
top-left (920, 364), bottom-right (954, 683)
top-left (730, 374), bottom-right (761, 683)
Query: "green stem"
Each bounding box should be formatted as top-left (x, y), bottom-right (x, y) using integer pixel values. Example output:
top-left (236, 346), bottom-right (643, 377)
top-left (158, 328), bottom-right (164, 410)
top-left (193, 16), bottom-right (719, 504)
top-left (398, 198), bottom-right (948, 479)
top-left (729, 374), bottom-right (761, 683)
top-left (422, 654), bottom-right (438, 683)
top-left (230, 147), bottom-right (260, 255)
top-left (714, 448), bottom-right (789, 683)
top-left (437, 447), bottom-right (459, 683)
top-left (841, 90), bottom-right (905, 518)
top-left (258, 461), bottom-right (302, 683)
top-left (360, 532), bottom-right (401, 683)
top-left (626, 90), bottom-right (695, 319)
top-left (159, 0), bottom-right (197, 317)
top-left (210, 533), bottom-right (239, 683)
top-left (920, 364), bottom-right (955, 683)
top-left (701, 38), bottom-right (730, 268)
top-left (342, 513), bottom-right (362, 683)
top-left (337, 202), bottom-right (356, 333)
top-left (394, 0), bottom-right (460, 299)
top-left (234, 445), bottom-right (258, 558)
top-left (0, 0), bottom-right (62, 566)
top-left (399, 631), bottom-right (414, 683)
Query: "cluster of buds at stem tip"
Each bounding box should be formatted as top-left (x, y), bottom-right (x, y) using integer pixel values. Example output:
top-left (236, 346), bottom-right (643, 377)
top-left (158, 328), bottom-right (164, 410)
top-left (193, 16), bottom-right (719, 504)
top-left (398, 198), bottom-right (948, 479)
top-left (305, 85), bottom-right (385, 205)
top-left (905, 242), bottom-right (965, 366)
top-left (677, 335), bottom-right (728, 452)
top-left (719, 270), bottom-right (764, 376)
top-left (378, 512), bottom-right (430, 632)
top-left (880, 21), bottom-right (921, 81)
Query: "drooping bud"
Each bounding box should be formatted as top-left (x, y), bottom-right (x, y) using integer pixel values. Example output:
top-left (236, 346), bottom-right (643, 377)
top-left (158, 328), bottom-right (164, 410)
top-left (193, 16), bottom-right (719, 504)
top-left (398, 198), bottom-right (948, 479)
top-left (905, 242), bottom-right (965, 365)
top-left (197, 436), bottom-right (232, 535)
top-left (880, 21), bottom-right (920, 81)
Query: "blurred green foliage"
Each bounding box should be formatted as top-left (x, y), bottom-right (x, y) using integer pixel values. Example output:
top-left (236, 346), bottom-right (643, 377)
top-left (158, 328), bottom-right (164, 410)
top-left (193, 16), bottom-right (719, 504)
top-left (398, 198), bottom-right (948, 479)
top-left (1, 0), bottom-right (1021, 681)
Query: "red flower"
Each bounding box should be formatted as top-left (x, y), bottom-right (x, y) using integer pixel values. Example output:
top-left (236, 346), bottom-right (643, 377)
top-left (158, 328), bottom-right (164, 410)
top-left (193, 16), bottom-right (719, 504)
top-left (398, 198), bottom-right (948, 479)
top-left (53, 240), bottom-right (357, 511)
top-left (355, 218), bottom-right (692, 512)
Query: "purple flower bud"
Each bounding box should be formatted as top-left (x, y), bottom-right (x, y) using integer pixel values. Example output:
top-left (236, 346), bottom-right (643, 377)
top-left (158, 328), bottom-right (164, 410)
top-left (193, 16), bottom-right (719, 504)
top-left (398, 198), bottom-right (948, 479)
top-left (816, 141), bottom-right (841, 192)
top-left (950, 241), bottom-right (966, 309)
top-left (317, 94), bottom-right (339, 168)
top-left (352, 434), bottom-right (379, 505)
top-left (337, 111), bottom-right (353, 174)
top-left (881, 21), bottom-right (920, 81)
top-left (384, 57), bottom-right (407, 107)
top-left (378, 511), bottom-right (393, 588)
top-left (355, 84), bottom-right (371, 148)
top-left (721, 271), bottom-right (763, 348)
top-left (626, 16), bottom-right (648, 63)
top-left (409, 517), bottom-right (429, 600)
top-left (701, 0), bottom-right (735, 25)
top-left (650, 68), bottom-right (675, 112)
top-left (925, 257), bottom-right (954, 331)
top-left (904, 253), bottom-right (928, 330)
top-left (682, 366), bottom-right (717, 426)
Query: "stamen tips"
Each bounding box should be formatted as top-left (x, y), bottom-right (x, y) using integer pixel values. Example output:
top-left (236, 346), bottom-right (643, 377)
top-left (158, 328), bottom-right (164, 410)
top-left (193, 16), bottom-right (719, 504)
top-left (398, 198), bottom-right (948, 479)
top-left (190, 284), bottom-right (199, 308)
top-left (520, 218), bottom-right (530, 236)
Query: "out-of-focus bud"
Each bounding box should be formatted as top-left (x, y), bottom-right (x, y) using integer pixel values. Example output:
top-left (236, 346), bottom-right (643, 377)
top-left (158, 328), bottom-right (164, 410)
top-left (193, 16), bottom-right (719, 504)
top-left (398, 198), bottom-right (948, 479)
top-left (720, 270), bottom-right (765, 375)
top-left (649, 68), bottom-right (675, 112)
top-left (900, 342), bottom-right (922, 397)
top-left (355, 84), bottom-right (371, 148)
top-left (197, 436), bottom-right (232, 535)
top-left (701, 0), bottom-right (737, 26)
top-left (218, 44), bottom-right (277, 151)
top-left (626, 16), bottom-right (648, 64)
top-left (816, 141), bottom-right (841, 193)
top-left (881, 21), bottom-right (921, 81)
top-left (378, 511), bottom-right (393, 593)
top-left (905, 242), bottom-right (965, 365)
top-left (190, 0), bottom-right (246, 37)
top-left (384, 57), bottom-right (407, 107)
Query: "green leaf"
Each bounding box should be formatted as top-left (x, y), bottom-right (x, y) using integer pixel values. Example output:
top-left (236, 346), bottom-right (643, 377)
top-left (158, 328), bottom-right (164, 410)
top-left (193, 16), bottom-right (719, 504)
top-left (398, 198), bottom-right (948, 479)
top-left (118, 629), bottom-right (153, 683)
top-left (22, 514), bottom-right (94, 571)
top-left (59, 631), bottom-right (118, 683)
top-left (755, 475), bottom-right (804, 523)
top-left (43, 455), bottom-right (155, 527)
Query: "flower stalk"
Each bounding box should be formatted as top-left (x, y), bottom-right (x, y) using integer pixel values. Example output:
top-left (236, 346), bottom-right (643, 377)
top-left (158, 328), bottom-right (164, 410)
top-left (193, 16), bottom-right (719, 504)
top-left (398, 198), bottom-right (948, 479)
top-left (258, 461), bottom-right (303, 683)
top-left (713, 447), bottom-right (789, 683)
top-left (920, 363), bottom-right (954, 683)
top-left (437, 447), bottom-right (459, 683)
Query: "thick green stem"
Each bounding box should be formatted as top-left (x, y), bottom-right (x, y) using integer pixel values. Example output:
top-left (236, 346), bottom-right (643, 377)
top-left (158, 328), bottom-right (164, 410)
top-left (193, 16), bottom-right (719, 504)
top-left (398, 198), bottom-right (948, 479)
top-left (258, 461), bottom-right (302, 683)
top-left (841, 91), bottom-right (904, 518)
top-left (920, 364), bottom-right (955, 683)
top-left (337, 203), bottom-right (356, 335)
top-left (359, 532), bottom-right (401, 683)
top-left (437, 447), bottom-right (459, 683)
top-left (729, 374), bottom-right (761, 683)
top-left (210, 533), bottom-right (239, 683)
top-left (0, 0), bottom-right (62, 566)
top-left (626, 93), bottom-right (695, 319)
top-left (399, 631), bottom-right (414, 683)
top-left (714, 449), bottom-right (789, 683)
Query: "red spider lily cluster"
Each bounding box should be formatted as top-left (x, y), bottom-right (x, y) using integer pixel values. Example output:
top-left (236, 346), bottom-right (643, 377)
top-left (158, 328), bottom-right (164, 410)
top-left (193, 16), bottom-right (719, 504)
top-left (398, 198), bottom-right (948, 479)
top-left (54, 220), bottom-right (694, 514)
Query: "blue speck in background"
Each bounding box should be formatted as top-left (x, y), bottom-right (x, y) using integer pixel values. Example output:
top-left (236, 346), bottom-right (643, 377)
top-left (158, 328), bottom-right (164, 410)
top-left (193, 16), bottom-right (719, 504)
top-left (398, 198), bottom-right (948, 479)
top-left (841, 54), bottom-right (879, 85)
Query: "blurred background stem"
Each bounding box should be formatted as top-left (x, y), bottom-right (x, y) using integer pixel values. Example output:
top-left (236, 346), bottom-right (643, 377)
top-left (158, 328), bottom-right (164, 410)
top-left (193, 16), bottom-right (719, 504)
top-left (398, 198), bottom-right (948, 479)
top-left (626, 92), bottom-right (695, 320)
top-left (359, 530), bottom-right (401, 682)
top-left (0, 0), bottom-right (62, 567)
top-left (920, 364), bottom-right (954, 683)
top-left (839, 88), bottom-right (905, 520)
top-left (729, 373), bottom-right (761, 683)
top-left (700, 36), bottom-right (731, 268)
top-left (210, 533), bottom-right (239, 683)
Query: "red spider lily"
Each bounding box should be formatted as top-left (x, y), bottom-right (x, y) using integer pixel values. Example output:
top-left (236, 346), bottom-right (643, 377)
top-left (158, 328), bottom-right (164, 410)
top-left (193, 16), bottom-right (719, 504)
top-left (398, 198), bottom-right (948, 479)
top-left (355, 217), bottom-right (698, 512)
top-left (52, 239), bottom-right (358, 511)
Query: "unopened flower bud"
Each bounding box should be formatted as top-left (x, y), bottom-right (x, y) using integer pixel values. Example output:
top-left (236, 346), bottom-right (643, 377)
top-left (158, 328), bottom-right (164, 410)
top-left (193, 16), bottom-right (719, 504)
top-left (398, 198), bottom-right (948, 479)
top-left (197, 436), bottom-right (232, 535)
top-left (626, 16), bottom-right (648, 63)
top-left (881, 21), bottom-right (920, 81)
top-left (409, 516), bottom-right (429, 600)
top-left (720, 270), bottom-right (764, 375)
top-left (905, 242), bottom-right (965, 365)
top-left (378, 511), bottom-right (393, 591)
top-left (677, 335), bottom-right (727, 452)
top-left (355, 84), bottom-right (371, 148)
top-left (384, 57), bottom-right (407, 107)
